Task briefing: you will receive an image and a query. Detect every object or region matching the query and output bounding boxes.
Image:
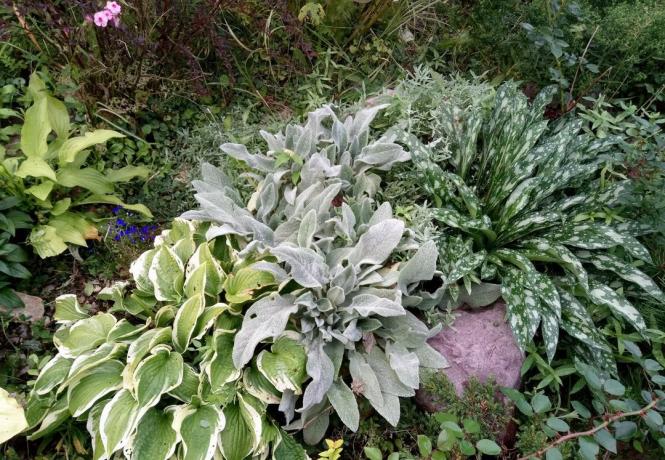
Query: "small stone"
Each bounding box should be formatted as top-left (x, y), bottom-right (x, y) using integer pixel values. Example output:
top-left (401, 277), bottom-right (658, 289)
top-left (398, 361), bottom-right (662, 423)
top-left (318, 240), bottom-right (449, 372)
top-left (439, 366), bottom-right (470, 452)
top-left (2, 292), bottom-right (45, 321)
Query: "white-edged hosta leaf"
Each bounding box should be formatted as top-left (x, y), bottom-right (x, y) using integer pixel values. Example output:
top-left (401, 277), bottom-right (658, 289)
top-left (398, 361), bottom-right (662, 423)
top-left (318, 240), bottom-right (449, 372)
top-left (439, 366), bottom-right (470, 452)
top-left (67, 360), bottom-right (123, 417)
top-left (192, 303), bottom-right (231, 340)
top-left (63, 342), bottom-right (126, 388)
top-left (271, 244), bottom-right (329, 288)
top-left (327, 380), bottom-right (359, 432)
top-left (183, 262), bottom-right (208, 299)
top-left (243, 364), bottom-right (281, 404)
top-left (206, 330), bottom-right (242, 392)
top-left (27, 395), bottom-right (69, 440)
top-left (99, 389), bottom-right (140, 457)
top-left (133, 347), bottom-right (184, 409)
top-left (581, 252), bottom-right (665, 302)
top-left (257, 336), bottom-right (307, 394)
top-left (129, 249), bottom-right (157, 295)
top-left (148, 246), bottom-right (184, 302)
top-left (585, 282), bottom-right (646, 333)
top-left (53, 294), bottom-right (88, 322)
top-left (232, 294), bottom-right (298, 368)
top-left (223, 266), bottom-right (275, 304)
top-left (33, 355), bottom-right (72, 395)
top-left (186, 243), bottom-right (224, 297)
top-left (173, 404), bottom-right (224, 460)
top-left (172, 294), bottom-right (205, 353)
top-left (219, 396), bottom-right (262, 460)
top-left (123, 327), bottom-right (172, 389)
top-left (53, 313), bottom-right (116, 358)
top-left (126, 408), bottom-right (177, 460)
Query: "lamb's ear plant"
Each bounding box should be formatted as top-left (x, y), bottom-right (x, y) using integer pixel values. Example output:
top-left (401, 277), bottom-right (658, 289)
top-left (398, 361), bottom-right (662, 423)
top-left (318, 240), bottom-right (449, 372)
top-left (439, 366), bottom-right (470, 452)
top-left (184, 104), bottom-right (446, 444)
top-left (0, 73), bottom-right (151, 258)
top-left (392, 81), bottom-right (664, 374)
top-left (26, 219), bottom-right (308, 460)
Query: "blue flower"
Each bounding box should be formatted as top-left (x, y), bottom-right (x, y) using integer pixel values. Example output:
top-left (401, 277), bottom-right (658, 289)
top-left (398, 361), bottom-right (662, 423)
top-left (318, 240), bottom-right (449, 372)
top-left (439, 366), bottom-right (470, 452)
top-left (116, 218), bottom-right (127, 227)
top-left (112, 206), bottom-right (122, 214)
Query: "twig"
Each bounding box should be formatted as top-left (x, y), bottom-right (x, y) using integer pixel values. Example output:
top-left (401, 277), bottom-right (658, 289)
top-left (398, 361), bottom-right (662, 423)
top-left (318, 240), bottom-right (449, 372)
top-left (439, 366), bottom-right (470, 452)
top-left (12, 1), bottom-right (42, 52)
top-left (569, 25), bottom-right (599, 99)
top-left (518, 397), bottom-right (662, 460)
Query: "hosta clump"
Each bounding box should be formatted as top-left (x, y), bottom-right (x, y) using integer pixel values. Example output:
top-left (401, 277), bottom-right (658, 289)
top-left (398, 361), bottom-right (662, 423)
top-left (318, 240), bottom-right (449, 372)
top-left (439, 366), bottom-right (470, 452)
top-left (183, 105), bottom-right (446, 443)
top-left (394, 81), bottom-right (665, 373)
top-left (26, 219), bottom-right (309, 460)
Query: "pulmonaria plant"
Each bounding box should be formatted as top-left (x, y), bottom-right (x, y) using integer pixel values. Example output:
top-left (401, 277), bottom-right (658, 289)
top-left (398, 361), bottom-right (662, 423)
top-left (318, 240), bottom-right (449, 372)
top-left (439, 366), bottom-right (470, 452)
top-left (394, 82), bottom-right (665, 374)
top-left (183, 105), bottom-right (446, 443)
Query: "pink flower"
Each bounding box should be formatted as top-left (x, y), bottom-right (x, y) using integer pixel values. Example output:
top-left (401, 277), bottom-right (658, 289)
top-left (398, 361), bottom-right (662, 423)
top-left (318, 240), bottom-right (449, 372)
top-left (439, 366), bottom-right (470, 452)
top-left (111, 16), bottom-right (121, 28)
top-left (93, 10), bottom-right (109, 27)
top-left (103, 9), bottom-right (114, 19)
top-left (105, 1), bottom-right (122, 16)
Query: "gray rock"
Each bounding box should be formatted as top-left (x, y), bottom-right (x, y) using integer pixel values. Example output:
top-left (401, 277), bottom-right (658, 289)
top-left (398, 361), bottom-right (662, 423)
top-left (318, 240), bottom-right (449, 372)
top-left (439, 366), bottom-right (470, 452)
top-left (1, 292), bottom-right (45, 321)
top-left (417, 301), bottom-right (523, 407)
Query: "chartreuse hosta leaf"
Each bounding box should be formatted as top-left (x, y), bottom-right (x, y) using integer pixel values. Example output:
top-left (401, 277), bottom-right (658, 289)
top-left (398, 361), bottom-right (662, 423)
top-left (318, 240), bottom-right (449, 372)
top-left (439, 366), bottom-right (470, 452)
top-left (398, 80), bottom-right (662, 372)
top-left (256, 334), bottom-right (308, 394)
top-left (9, 73), bottom-right (150, 258)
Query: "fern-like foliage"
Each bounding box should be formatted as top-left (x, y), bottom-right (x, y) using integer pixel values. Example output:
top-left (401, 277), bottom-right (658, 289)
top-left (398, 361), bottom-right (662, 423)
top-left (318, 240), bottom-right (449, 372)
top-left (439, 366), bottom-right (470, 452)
top-left (395, 82), bottom-right (664, 373)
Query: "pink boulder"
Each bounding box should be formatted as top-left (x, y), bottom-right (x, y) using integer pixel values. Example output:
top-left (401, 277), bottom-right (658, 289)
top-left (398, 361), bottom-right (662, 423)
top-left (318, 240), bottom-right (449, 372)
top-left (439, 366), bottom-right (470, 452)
top-left (417, 301), bottom-right (524, 410)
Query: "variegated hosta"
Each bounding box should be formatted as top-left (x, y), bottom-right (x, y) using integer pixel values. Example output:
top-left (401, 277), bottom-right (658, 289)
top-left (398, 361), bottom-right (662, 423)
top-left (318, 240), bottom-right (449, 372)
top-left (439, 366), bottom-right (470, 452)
top-left (395, 82), bottom-right (664, 372)
top-left (26, 220), bottom-right (309, 460)
top-left (183, 105), bottom-right (446, 443)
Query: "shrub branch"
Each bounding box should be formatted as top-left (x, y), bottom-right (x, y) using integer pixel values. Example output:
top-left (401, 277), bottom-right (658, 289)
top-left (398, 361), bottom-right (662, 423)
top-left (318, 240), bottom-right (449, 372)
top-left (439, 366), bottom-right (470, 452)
top-left (518, 397), bottom-right (662, 460)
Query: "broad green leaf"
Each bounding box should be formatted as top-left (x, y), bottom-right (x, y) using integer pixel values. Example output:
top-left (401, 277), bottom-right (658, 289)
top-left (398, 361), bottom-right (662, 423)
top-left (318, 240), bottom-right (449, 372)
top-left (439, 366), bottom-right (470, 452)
top-left (546, 417), bottom-right (569, 432)
top-left (48, 212), bottom-right (99, 246)
top-left (58, 130), bottom-right (124, 164)
top-left (25, 181), bottom-right (54, 201)
top-left (257, 336), bottom-right (307, 394)
top-left (76, 194), bottom-right (153, 217)
top-left (15, 157), bottom-right (56, 181)
top-left (274, 430), bottom-right (308, 460)
top-left (243, 364), bottom-right (281, 404)
top-left (56, 166), bottom-right (114, 194)
top-left (133, 347), bottom-right (183, 409)
top-left (187, 243), bottom-right (224, 297)
top-left (174, 404), bottom-right (224, 460)
top-left (0, 387), bottom-right (28, 443)
top-left (475, 439), bottom-right (501, 456)
top-left (28, 225), bottom-right (68, 258)
top-left (122, 327), bottom-right (172, 388)
top-left (184, 262), bottom-right (208, 299)
top-left (67, 360), bottom-right (123, 417)
top-left (63, 342), bottom-right (126, 388)
top-left (99, 389), bottom-right (140, 457)
top-left (127, 408), bottom-right (177, 460)
top-left (172, 294), bottom-right (205, 353)
top-left (20, 96), bottom-right (49, 158)
top-left (130, 249), bottom-right (157, 295)
top-left (105, 165), bottom-right (150, 183)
